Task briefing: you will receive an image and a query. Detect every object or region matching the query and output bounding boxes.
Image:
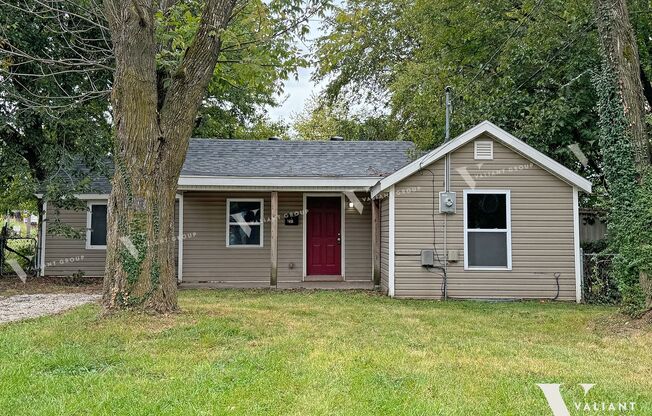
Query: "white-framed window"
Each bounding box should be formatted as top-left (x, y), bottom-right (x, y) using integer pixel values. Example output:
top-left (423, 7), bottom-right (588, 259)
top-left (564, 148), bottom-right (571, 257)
top-left (474, 140), bottom-right (494, 160)
top-left (463, 190), bottom-right (511, 270)
top-left (86, 202), bottom-right (108, 249)
top-left (226, 198), bottom-right (263, 247)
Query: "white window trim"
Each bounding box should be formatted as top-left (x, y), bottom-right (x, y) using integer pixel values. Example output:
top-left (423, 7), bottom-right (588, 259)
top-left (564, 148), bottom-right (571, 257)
top-left (463, 189), bottom-right (512, 271)
top-left (226, 198), bottom-right (264, 248)
top-left (474, 140), bottom-right (494, 160)
top-left (86, 201), bottom-right (108, 250)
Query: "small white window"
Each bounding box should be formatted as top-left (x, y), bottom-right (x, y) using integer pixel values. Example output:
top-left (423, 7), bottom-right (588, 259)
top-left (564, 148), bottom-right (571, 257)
top-left (86, 202), bottom-right (108, 249)
top-left (226, 199), bottom-right (263, 247)
top-left (463, 190), bottom-right (511, 270)
top-left (474, 140), bottom-right (493, 160)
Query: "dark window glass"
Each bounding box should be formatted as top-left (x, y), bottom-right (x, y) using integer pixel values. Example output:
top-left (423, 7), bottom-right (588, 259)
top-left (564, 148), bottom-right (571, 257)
top-left (90, 204), bottom-right (107, 246)
top-left (467, 232), bottom-right (508, 267)
top-left (467, 194), bottom-right (507, 229)
top-left (229, 201), bottom-right (261, 223)
top-left (228, 200), bottom-right (262, 246)
top-left (229, 224), bottom-right (261, 246)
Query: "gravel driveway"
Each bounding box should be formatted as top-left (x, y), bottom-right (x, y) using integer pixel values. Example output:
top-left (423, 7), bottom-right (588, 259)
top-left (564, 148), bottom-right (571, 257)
top-left (0, 293), bottom-right (100, 324)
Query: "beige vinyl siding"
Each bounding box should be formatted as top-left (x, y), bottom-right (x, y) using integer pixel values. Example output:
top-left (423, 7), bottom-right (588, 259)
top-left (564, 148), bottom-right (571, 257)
top-left (344, 192), bottom-right (372, 281)
top-left (44, 201), bottom-right (179, 277)
top-left (277, 192), bottom-right (303, 283)
top-left (393, 135), bottom-right (576, 300)
top-left (182, 192), bottom-right (271, 286)
top-left (182, 191), bottom-right (373, 286)
top-left (44, 204), bottom-right (106, 276)
top-left (379, 196), bottom-right (389, 293)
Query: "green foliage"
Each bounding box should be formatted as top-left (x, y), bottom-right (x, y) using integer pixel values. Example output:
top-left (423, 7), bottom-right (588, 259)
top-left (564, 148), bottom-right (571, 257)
top-left (594, 63), bottom-right (652, 315)
top-left (292, 98), bottom-right (400, 140)
top-left (629, 0), bottom-right (652, 81)
top-left (314, 0), bottom-right (606, 197)
top-left (156, 0), bottom-right (324, 139)
top-left (1, 0), bottom-right (326, 215)
top-left (0, 0), bottom-right (113, 211)
top-left (582, 253), bottom-right (620, 305)
top-left (194, 112), bottom-right (289, 140)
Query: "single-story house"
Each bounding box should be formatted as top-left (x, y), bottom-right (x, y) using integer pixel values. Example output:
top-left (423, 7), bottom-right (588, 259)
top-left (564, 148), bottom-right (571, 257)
top-left (38, 121), bottom-right (592, 301)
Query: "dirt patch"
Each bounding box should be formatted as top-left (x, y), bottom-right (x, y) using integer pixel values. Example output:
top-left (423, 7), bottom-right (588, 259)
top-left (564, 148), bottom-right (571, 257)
top-left (0, 276), bottom-right (102, 297)
top-left (0, 293), bottom-right (101, 324)
top-left (590, 311), bottom-right (652, 336)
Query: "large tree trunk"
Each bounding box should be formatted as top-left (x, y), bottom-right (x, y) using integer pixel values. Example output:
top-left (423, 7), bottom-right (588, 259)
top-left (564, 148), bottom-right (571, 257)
top-left (102, 0), bottom-right (236, 313)
top-left (595, 0), bottom-right (652, 309)
top-left (595, 0), bottom-right (652, 172)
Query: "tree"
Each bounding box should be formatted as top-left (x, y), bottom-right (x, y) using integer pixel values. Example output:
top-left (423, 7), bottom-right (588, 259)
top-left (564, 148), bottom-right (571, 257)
top-left (103, 0), bottom-right (326, 313)
top-left (313, 0), bottom-right (615, 198)
top-left (2, 0), bottom-right (327, 313)
top-left (595, 0), bottom-right (651, 171)
top-left (292, 97), bottom-right (399, 140)
top-left (594, 0), bottom-right (652, 312)
top-left (0, 0), bottom-right (113, 214)
top-left (1, 0), bottom-right (312, 218)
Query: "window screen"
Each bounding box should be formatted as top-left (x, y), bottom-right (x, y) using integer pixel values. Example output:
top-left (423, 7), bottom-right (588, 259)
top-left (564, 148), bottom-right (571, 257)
top-left (467, 232), bottom-right (507, 267)
top-left (90, 204), bottom-right (107, 247)
top-left (466, 192), bottom-right (509, 268)
top-left (228, 200), bottom-right (262, 246)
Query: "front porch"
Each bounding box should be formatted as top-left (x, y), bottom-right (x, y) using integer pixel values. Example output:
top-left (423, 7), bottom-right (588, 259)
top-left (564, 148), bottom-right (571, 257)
top-left (177, 190), bottom-right (382, 290)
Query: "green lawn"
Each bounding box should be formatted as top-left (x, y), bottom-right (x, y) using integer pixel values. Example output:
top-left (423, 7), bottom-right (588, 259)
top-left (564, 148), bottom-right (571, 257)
top-left (0, 290), bottom-right (650, 415)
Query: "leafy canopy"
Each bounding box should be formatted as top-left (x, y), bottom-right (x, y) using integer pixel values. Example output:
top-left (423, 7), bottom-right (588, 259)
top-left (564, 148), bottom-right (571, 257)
top-left (313, 0), bottom-right (607, 199)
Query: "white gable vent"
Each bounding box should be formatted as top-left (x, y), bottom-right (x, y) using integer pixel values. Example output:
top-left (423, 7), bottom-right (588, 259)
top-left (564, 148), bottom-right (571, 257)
top-left (474, 140), bottom-right (493, 160)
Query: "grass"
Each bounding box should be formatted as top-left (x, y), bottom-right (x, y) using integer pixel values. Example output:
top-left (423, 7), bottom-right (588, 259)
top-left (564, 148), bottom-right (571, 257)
top-left (0, 290), bottom-right (650, 415)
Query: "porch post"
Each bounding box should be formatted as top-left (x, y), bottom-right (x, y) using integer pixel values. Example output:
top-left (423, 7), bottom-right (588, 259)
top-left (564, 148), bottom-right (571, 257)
top-left (270, 191), bottom-right (278, 288)
top-left (372, 198), bottom-right (381, 286)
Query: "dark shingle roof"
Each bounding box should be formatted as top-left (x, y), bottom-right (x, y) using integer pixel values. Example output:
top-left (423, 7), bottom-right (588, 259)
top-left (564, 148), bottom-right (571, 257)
top-left (181, 139), bottom-right (415, 177)
top-left (69, 139), bottom-right (416, 194)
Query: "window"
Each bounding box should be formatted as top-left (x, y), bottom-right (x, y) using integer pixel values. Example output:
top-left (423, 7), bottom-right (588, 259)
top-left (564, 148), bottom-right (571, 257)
top-left (464, 190), bottom-right (511, 269)
top-left (86, 202), bottom-right (107, 249)
top-left (227, 199), bottom-right (263, 247)
top-left (474, 140), bottom-right (493, 160)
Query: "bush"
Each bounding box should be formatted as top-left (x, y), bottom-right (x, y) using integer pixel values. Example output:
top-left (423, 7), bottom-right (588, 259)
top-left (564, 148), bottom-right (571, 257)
top-left (1, 238), bottom-right (36, 275)
top-left (583, 253), bottom-right (620, 305)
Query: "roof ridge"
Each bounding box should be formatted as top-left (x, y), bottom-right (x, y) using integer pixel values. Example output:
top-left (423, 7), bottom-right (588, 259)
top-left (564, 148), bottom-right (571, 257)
top-left (189, 138), bottom-right (413, 144)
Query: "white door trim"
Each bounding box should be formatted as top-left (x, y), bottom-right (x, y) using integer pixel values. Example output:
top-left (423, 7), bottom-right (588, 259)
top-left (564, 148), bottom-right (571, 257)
top-left (302, 193), bottom-right (345, 280)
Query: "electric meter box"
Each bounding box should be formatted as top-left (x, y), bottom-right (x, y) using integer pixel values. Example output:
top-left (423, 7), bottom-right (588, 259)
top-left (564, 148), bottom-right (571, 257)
top-left (439, 191), bottom-right (457, 214)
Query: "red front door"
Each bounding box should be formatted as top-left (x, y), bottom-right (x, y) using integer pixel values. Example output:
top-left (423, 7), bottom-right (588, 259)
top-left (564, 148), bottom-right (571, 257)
top-left (306, 197), bottom-right (341, 276)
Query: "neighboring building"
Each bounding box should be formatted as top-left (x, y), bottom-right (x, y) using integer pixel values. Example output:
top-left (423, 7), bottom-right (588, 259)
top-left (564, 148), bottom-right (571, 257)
top-left (579, 208), bottom-right (607, 243)
top-left (38, 121), bottom-right (592, 302)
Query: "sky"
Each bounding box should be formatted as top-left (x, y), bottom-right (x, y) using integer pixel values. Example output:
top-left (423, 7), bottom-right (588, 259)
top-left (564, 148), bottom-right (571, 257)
top-left (266, 17), bottom-right (327, 124)
top-left (267, 66), bottom-right (322, 124)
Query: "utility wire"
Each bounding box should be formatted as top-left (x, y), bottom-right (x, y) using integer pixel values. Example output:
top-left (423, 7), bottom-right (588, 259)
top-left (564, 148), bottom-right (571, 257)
top-left (462, 0), bottom-right (546, 92)
top-left (511, 17), bottom-right (598, 93)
